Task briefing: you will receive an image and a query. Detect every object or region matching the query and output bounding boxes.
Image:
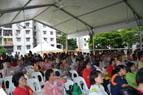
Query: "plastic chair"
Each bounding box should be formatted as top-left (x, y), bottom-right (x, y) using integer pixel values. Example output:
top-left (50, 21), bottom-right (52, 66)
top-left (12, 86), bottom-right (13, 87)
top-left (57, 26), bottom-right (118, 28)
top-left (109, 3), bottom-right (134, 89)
top-left (107, 83), bottom-right (111, 95)
top-left (4, 76), bottom-right (16, 95)
top-left (73, 76), bottom-right (89, 95)
top-left (65, 79), bottom-right (74, 90)
top-left (0, 70), bottom-right (4, 78)
top-left (53, 69), bottom-right (61, 76)
top-left (31, 72), bottom-right (45, 86)
top-left (25, 66), bottom-right (34, 73)
top-left (69, 70), bottom-right (79, 79)
top-left (27, 78), bottom-right (42, 95)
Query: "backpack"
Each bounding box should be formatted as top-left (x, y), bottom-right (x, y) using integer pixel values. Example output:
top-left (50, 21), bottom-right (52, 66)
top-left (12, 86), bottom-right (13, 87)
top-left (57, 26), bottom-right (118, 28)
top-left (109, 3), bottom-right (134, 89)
top-left (65, 83), bottom-right (82, 95)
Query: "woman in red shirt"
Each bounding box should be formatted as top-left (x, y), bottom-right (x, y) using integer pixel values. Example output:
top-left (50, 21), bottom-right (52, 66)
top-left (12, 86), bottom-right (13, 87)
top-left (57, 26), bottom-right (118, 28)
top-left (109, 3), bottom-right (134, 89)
top-left (82, 61), bottom-right (93, 88)
top-left (12, 73), bottom-right (35, 95)
top-left (107, 59), bottom-right (116, 75)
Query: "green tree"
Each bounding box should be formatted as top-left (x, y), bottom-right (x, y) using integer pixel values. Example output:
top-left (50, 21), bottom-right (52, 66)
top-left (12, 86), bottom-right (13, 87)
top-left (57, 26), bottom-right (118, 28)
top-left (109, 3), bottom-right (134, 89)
top-left (57, 33), bottom-right (67, 49)
top-left (68, 38), bottom-right (78, 50)
top-left (0, 46), bottom-right (6, 56)
top-left (87, 28), bottom-right (138, 50)
top-left (57, 33), bottom-right (78, 50)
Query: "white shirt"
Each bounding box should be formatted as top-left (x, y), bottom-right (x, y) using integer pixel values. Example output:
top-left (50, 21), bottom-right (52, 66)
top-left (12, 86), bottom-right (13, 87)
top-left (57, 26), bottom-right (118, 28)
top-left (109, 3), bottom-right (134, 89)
top-left (96, 67), bottom-right (106, 74)
top-left (116, 61), bottom-right (126, 66)
top-left (89, 84), bottom-right (107, 95)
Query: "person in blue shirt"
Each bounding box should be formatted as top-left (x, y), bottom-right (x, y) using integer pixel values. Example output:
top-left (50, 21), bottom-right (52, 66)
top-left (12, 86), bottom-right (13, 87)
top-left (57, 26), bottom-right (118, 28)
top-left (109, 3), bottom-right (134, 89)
top-left (110, 65), bottom-right (128, 95)
top-left (15, 60), bottom-right (26, 74)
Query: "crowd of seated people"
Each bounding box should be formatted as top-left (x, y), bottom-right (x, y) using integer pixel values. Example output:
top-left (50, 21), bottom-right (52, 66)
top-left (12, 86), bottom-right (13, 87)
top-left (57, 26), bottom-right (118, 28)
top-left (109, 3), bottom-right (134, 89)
top-left (0, 50), bottom-right (143, 95)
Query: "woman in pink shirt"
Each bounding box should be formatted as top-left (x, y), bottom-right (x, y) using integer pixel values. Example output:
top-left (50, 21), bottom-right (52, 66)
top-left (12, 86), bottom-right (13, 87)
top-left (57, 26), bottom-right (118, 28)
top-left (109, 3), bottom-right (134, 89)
top-left (43, 69), bottom-right (65, 95)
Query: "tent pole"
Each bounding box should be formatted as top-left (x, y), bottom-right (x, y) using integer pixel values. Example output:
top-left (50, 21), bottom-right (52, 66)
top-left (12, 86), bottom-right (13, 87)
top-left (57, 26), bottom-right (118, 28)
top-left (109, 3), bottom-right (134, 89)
top-left (92, 30), bottom-right (95, 55)
top-left (139, 26), bottom-right (142, 50)
top-left (66, 35), bottom-right (68, 52)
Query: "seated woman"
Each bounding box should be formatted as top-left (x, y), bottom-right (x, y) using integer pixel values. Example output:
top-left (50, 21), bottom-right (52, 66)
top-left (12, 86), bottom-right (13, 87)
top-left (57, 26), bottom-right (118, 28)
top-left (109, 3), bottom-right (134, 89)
top-left (89, 70), bottom-right (107, 95)
top-left (110, 65), bottom-right (128, 95)
top-left (125, 62), bottom-right (137, 88)
top-left (42, 57), bottom-right (52, 70)
top-left (34, 60), bottom-right (44, 76)
top-left (82, 61), bottom-right (93, 88)
top-left (4, 61), bottom-right (15, 77)
top-left (15, 60), bottom-right (26, 74)
top-left (12, 73), bottom-right (35, 95)
top-left (43, 69), bottom-right (66, 95)
top-left (106, 59), bottom-right (116, 76)
top-left (136, 68), bottom-right (143, 94)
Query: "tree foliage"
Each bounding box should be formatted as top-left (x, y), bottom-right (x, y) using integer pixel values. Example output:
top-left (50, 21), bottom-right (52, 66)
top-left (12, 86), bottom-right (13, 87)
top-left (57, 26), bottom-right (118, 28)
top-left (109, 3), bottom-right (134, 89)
top-left (68, 38), bottom-right (78, 50)
top-left (57, 33), bottom-right (78, 50)
top-left (0, 46), bottom-right (6, 56)
top-left (87, 28), bottom-right (139, 49)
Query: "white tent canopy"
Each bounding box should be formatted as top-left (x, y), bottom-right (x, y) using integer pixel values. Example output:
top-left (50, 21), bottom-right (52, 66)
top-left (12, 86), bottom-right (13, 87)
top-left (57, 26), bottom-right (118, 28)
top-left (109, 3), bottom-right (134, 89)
top-left (0, 0), bottom-right (143, 37)
top-left (27, 42), bottom-right (62, 53)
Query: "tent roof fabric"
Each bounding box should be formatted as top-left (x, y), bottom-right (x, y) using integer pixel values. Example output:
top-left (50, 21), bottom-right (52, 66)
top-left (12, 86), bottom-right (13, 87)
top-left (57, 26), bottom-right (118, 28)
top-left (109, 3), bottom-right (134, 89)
top-left (0, 0), bottom-right (143, 37)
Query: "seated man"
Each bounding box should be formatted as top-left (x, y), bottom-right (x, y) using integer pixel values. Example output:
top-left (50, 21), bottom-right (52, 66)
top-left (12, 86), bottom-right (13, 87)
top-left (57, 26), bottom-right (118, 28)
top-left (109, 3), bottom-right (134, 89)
top-left (4, 61), bottom-right (15, 77)
top-left (15, 60), bottom-right (26, 74)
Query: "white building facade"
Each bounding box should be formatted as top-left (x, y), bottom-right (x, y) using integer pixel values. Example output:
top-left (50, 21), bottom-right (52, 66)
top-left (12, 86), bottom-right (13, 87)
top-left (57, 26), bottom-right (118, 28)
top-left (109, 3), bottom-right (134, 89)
top-left (74, 35), bottom-right (90, 53)
top-left (0, 25), bottom-right (13, 53)
top-left (0, 20), bottom-right (57, 55)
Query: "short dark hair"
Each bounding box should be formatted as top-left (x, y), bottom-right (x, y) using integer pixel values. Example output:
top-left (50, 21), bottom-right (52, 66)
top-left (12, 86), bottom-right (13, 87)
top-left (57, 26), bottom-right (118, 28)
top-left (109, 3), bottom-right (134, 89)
top-left (109, 59), bottom-right (115, 65)
top-left (126, 62), bottom-right (134, 72)
top-left (89, 70), bottom-right (101, 85)
top-left (12, 73), bottom-right (24, 87)
top-left (111, 65), bottom-right (126, 77)
top-left (136, 68), bottom-right (143, 86)
top-left (45, 69), bottom-right (53, 81)
top-left (119, 86), bottom-right (142, 95)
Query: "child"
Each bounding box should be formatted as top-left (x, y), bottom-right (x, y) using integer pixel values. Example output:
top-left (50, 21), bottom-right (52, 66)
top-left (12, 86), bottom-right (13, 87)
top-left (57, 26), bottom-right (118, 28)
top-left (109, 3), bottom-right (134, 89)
top-left (110, 65), bottom-right (128, 95)
top-left (89, 70), bottom-right (107, 95)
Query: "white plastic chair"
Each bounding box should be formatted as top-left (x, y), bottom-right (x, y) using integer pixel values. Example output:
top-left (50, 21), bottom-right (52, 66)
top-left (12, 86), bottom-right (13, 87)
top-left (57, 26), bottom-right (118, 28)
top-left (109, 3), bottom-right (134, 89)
top-left (69, 70), bottom-right (79, 79)
top-left (107, 83), bottom-right (111, 95)
top-left (73, 76), bottom-right (89, 95)
top-left (65, 79), bottom-right (74, 90)
top-left (4, 76), bottom-right (16, 95)
top-left (27, 78), bottom-right (42, 95)
top-left (25, 65), bottom-right (34, 73)
top-left (31, 72), bottom-right (45, 86)
top-left (0, 70), bottom-right (4, 78)
top-left (53, 69), bottom-right (61, 76)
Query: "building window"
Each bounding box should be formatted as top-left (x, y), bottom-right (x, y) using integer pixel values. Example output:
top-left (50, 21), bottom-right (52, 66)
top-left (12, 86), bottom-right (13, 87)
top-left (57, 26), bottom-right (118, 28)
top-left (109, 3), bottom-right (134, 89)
top-left (16, 30), bottom-right (20, 34)
top-left (51, 44), bottom-right (54, 47)
top-left (44, 38), bottom-right (47, 41)
top-left (43, 25), bottom-right (46, 28)
top-left (17, 45), bottom-right (21, 50)
top-left (26, 30), bottom-right (30, 34)
top-left (43, 31), bottom-right (47, 35)
top-left (50, 38), bottom-right (54, 41)
top-left (84, 43), bottom-right (87, 47)
top-left (26, 45), bottom-right (31, 49)
top-left (16, 37), bottom-right (21, 42)
top-left (4, 25), bottom-right (12, 28)
top-left (50, 31), bottom-right (53, 35)
top-left (25, 22), bottom-right (30, 27)
top-left (26, 38), bottom-right (30, 42)
top-left (3, 30), bottom-right (12, 36)
top-left (84, 38), bottom-right (86, 41)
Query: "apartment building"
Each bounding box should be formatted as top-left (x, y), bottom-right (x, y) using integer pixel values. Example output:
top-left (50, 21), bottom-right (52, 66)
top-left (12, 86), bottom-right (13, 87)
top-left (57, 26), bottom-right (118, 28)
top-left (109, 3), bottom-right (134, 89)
top-left (0, 25), bottom-right (13, 53)
top-left (1, 20), bottom-right (56, 55)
